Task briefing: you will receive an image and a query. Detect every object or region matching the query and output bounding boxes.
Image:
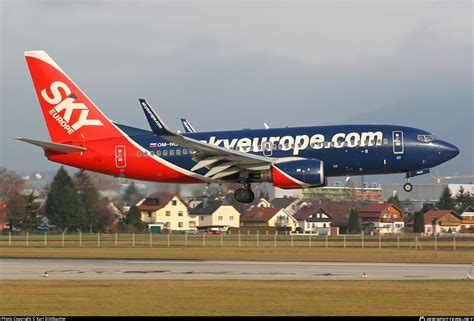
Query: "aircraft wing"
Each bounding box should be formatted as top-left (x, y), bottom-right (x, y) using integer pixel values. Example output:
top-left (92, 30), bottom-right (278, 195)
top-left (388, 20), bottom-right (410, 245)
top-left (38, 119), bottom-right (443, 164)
top-left (180, 118), bottom-right (196, 133)
top-left (139, 99), bottom-right (273, 180)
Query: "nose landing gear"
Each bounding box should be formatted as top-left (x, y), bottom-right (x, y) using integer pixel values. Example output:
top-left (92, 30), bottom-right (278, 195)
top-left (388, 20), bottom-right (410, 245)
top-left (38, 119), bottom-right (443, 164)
top-left (234, 183), bottom-right (255, 204)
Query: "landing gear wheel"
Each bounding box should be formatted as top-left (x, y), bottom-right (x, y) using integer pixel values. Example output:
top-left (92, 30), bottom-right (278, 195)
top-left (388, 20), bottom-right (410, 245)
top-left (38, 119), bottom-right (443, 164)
top-left (403, 182), bottom-right (413, 192)
top-left (234, 187), bottom-right (255, 204)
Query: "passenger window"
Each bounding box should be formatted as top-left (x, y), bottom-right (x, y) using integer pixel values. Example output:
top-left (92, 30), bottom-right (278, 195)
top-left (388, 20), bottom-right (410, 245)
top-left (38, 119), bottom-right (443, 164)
top-left (137, 152), bottom-right (142, 157)
top-left (183, 149), bottom-right (188, 155)
top-left (163, 150), bottom-right (168, 156)
top-left (176, 149), bottom-right (181, 155)
top-left (149, 150), bottom-right (155, 156)
top-left (156, 150), bottom-right (161, 156)
top-left (169, 150), bottom-right (175, 156)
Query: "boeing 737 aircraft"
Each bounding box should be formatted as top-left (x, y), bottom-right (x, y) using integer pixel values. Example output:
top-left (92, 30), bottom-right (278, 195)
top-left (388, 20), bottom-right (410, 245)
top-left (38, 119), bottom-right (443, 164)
top-left (18, 51), bottom-right (460, 203)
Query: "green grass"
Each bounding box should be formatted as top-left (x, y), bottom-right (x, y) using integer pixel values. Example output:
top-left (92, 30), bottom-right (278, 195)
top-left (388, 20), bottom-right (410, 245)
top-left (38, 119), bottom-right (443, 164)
top-left (1, 280), bottom-right (472, 316)
top-left (1, 247), bottom-right (473, 263)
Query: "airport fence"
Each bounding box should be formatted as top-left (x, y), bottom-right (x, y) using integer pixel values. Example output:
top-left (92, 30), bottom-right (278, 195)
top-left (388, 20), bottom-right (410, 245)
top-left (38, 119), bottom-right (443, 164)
top-left (1, 231), bottom-right (474, 251)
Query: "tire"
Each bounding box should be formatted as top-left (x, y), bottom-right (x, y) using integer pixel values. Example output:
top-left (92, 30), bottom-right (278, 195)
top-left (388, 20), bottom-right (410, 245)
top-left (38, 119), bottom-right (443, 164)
top-left (234, 187), bottom-right (255, 203)
top-left (403, 183), bottom-right (413, 192)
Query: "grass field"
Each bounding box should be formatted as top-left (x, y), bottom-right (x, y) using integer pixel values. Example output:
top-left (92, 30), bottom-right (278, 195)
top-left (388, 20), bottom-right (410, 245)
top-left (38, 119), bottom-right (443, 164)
top-left (1, 280), bottom-right (472, 316)
top-left (1, 247), bottom-right (473, 263)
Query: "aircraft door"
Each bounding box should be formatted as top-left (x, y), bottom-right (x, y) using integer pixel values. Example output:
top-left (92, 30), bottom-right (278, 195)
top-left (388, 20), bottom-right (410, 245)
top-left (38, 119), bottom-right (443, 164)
top-left (262, 141), bottom-right (273, 156)
top-left (392, 131), bottom-right (404, 154)
top-left (115, 145), bottom-right (127, 168)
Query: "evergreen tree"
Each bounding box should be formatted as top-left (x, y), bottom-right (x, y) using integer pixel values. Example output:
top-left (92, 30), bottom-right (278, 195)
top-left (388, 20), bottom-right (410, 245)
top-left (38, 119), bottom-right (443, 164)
top-left (437, 186), bottom-right (455, 210)
top-left (413, 210), bottom-right (424, 233)
top-left (123, 182), bottom-right (142, 205)
top-left (387, 194), bottom-right (402, 210)
top-left (125, 205), bottom-right (145, 232)
top-left (455, 186), bottom-right (469, 211)
top-left (347, 207), bottom-right (360, 234)
top-left (20, 192), bottom-right (42, 231)
top-left (46, 167), bottom-right (85, 232)
top-left (74, 170), bottom-right (100, 232)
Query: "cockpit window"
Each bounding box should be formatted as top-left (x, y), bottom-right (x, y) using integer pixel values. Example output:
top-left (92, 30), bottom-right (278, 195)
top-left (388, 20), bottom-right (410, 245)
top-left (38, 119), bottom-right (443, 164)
top-left (417, 134), bottom-right (437, 143)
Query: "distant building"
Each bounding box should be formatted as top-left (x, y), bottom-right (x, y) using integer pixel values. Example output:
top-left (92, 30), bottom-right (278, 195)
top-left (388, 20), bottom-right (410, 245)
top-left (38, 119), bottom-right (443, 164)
top-left (358, 203), bottom-right (404, 235)
top-left (137, 193), bottom-right (193, 232)
top-left (303, 186), bottom-right (383, 203)
top-left (293, 204), bottom-right (334, 235)
top-left (188, 199), bottom-right (240, 231)
top-left (423, 210), bottom-right (462, 235)
top-left (241, 207), bottom-right (298, 231)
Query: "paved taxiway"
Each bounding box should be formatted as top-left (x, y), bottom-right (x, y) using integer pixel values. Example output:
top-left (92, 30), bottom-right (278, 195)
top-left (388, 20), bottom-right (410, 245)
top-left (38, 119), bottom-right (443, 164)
top-left (1, 259), bottom-right (472, 280)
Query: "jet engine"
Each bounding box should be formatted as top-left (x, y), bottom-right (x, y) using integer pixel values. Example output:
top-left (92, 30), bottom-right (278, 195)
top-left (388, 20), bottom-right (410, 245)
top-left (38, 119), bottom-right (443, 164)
top-left (270, 159), bottom-right (325, 189)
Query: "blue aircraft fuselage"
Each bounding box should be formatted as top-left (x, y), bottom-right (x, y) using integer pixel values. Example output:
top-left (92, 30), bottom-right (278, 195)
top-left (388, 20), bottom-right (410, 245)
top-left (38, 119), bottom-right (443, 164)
top-left (118, 123), bottom-right (459, 182)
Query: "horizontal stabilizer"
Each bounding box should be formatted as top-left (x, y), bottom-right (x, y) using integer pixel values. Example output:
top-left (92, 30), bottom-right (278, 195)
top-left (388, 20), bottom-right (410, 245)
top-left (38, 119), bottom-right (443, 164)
top-left (15, 137), bottom-right (86, 154)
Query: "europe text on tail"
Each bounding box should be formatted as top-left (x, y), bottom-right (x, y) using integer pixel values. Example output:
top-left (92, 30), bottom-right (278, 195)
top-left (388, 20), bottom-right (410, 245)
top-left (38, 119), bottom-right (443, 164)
top-left (18, 50), bottom-right (460, 203)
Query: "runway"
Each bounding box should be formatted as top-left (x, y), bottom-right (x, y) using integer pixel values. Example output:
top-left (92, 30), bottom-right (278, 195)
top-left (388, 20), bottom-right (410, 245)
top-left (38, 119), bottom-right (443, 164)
top-left (1, 258), bottom-right (472, 280)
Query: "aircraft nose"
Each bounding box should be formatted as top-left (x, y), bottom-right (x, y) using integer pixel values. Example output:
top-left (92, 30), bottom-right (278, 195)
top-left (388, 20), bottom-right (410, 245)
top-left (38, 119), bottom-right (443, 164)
top-left (437, 141), bottom-right (460, 161)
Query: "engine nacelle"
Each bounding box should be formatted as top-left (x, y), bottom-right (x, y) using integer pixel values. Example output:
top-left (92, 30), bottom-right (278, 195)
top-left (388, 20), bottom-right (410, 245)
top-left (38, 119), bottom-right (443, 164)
top-left (271, 159), bottom-right (325, 189)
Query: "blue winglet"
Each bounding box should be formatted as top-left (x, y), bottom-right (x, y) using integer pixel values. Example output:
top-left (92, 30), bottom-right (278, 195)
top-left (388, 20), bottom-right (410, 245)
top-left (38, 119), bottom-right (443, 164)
top-left (138, 99), bottom-right (173, 136)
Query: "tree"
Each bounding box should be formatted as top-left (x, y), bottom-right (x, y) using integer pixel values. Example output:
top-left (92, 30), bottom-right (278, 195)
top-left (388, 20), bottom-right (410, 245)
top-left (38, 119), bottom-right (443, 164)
top-left (125, 205), bottom-right (145, 232)
top-left (455, 186), bottom-right (470, 211)
top-left (347, 207), bottom-right (360, 234)
top-left (0, 169), bottom-right (25, 231)
top-left (437, 186), bottom-right (455, 210)
top-left (387, 194), bottom-right (402, 210)
top-left (123, 182), bottom-right (143, 205)
top-left (19, 192), bottom-right (42, 231)
top-left (74, 170), bottom-right (100, 232)
top-left (95, 198), bottom-right (117, 232)
top-left (45, 167), bottom-right (85, 232)
top-left (413, 210), bottom-right (424, 233)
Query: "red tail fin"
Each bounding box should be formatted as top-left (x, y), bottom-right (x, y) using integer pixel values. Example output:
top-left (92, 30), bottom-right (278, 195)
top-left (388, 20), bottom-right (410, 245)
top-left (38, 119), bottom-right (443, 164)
top-left (25, 50), bottom-right (119, 143)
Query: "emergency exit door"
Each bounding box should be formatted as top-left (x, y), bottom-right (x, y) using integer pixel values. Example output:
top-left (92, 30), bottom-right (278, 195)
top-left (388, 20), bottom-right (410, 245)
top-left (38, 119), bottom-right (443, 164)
top-left (392, 131), bottom-right (404, 154)
top-left (115, 145), bottom-right (126, 168)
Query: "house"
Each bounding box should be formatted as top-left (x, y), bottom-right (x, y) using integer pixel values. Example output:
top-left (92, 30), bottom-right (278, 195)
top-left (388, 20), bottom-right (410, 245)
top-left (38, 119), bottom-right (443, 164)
top-left (241, 206), bottom-right (298, 231)
top-left (188, 198), bottom-right (240, 231)
top-left (459, 206), bottom-right (474, 233)
top-left (315, 200), bottom-right (356, 233)
top-left (460, 206), bottom-right (474, 220)
top-left (137, 193), bottom-right (193, 232)
top-left (292, 204), bottom-right (334, 235)
top-left (423, 210), bottom-right (462, 235)
top-left (270, 196), bottom-right (306, 215)
top-left (358, 203), bottom-right (404, 235)
top-left (254, 198), bottom-right (272, 208)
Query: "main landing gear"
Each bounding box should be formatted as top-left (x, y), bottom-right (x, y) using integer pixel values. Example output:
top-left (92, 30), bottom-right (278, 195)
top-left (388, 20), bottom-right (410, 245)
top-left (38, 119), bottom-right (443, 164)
top-left (403, 174), bottom-right (413, 192)
top-left (403, 182), bottom-right (413, 192)
top-left (234, 183), bottom-right (255, 204)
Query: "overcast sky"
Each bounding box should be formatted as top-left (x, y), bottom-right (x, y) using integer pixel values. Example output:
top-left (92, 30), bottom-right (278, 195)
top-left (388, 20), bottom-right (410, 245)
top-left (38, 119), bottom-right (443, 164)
top-left (0, 0), bottom-right (472, 173)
